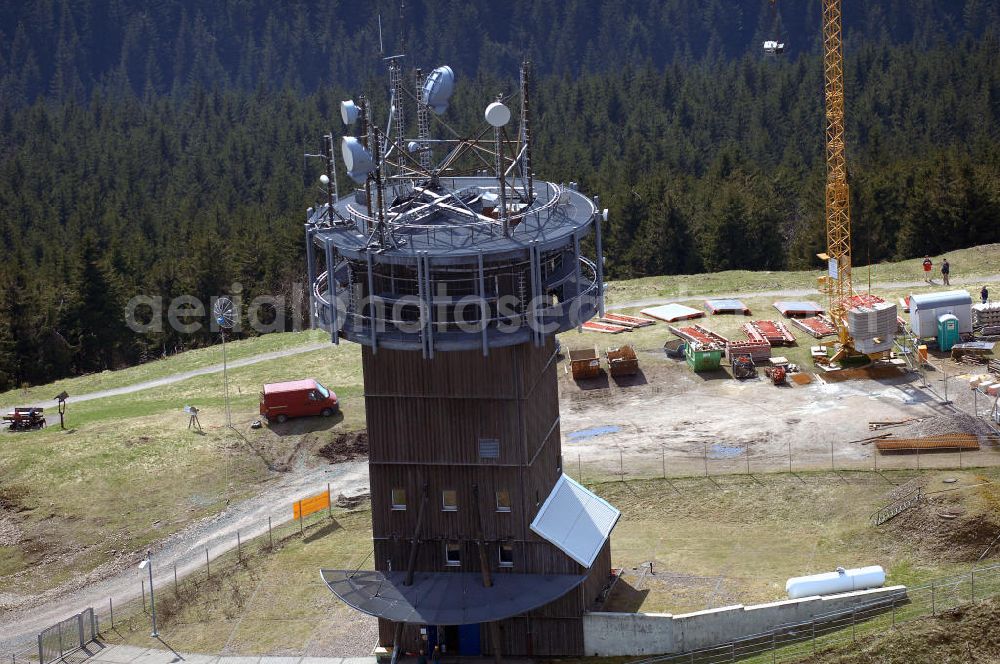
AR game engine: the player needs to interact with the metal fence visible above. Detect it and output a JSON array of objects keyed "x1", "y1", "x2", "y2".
[
  {"x1": 630, "y1": 562, "x2": 1000, "y2": 664},
  {"x1": 6, "y1": 490, "x2": 342, "y2": 664},
  {"x1": 31, "y1": 608, "x2": 97, "y2": 664}
]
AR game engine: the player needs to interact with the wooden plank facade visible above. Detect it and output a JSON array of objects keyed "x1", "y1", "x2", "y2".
[{"x1": 362, "y1": 338, "x2": 613, "y2": 656}]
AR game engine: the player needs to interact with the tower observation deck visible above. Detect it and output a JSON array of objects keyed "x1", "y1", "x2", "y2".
[{"x1": 306, "y1": 58, "x2": 618, "y2": 659}]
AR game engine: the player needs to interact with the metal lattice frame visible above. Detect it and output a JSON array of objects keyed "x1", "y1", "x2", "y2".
[{"x1": 823, "y1": 0, "x2": 852, "y2": 336}]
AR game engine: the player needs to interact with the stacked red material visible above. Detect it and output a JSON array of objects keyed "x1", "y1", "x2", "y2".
[
  {"x1": 726, "y1": 340, "x2": 771, "y2": 362},
  {"x1": 601, "y1": 313, "x2": 656, "y2": 328},
  {"x1": 791, "y1": 316, "x2": 837, "y2": 338},
  {"x1": 745, "y1": 320, "x2": 796, "y2": 345},
  {"x1": 582, "y1": 321, "x2": 626, "y2": 333}
]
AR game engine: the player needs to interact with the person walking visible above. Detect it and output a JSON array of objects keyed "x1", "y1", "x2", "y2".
[
  {"x1": 941, "y1": 258, "x2": 950, "y2": 286},
  {"x1": 983, "y1": 285, "x2": 990, "y2": 304},
  {"x1": 922, "y1": 256, "x2": 933, "y2": 283}
]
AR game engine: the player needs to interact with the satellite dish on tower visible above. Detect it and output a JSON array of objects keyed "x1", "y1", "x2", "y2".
[
  {"x1": 421, "y1": 65, "x2": 455, "y2": 114},
  {"x1": 341, "y1": 100, "x2": 360, "y2": 125},
  {"x1": 213, "y1": 297, "x2": 236, "y2": 329},
  {"x1": 341, "y1": 137, "x2": 375, "y2": 183},
  {"x1": 484, "y1": 101, "x2": 511, "y2": 127}
]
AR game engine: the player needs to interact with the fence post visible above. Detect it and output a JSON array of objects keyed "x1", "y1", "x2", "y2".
[
  {"x1": 90, "y1": 608, "x2": 97, "y2": 641},
  {"x1": 141, "y1": 579, "x2": 146, "y2": 613},
  {"x1": 704, "y1": 442, "x2": 708, "y2": 477},
  {"x1": 932, "y1": 581, "x2": 936, "y2": 615},
  {"x1": 745, "y1": 442, "x2": 750, "y2": 474},
  {"x1": 38, "y1": 633, "x2": 44, "y2": 664},
  {"x1": 57, "y1": 620, "x2": 63, "y2": 658},
  {"x1": 299, "y1": 502, "x2": 304, "y2": 535},
  {"x1": 78, "y1": 613, "x2": 84, "y2": 649},
  {"x1": 971, "y1": 568, "x2": 975, "y2": 602},
  {"x1": 661, "y1": 444, "x2": 666, "y2": 479},
  {"x1": 206, "y1": 546, "x2": 211, "y2": 579},
  {"x1": 788, "y1": 439, "x2": 792, "y2": 473},
  {"x1": 237, "y1": 530, "x2": 242, "y2": 562},
  {"x1": 174, "y1": 563, "x2": 179, "y2": 596},
  {"x1": 269, "y1": 516, "x2": 274, "y2": 549},
  {"x1": 109, "y1": 597, "x2": 114, "y2": 630}
]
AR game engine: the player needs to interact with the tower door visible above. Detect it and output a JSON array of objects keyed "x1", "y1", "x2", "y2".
[{"x1": 457, "y1": 624, "x2": 482, "y2": 655}]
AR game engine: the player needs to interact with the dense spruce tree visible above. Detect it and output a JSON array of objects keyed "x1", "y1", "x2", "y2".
[{"x1": 0, "y1": 1, "x2": 998, "y2": 389}]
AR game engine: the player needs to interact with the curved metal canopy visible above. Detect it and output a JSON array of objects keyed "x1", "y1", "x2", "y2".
[{"x1": 321, "y1": 569, "x2": 585, "y2": 625}]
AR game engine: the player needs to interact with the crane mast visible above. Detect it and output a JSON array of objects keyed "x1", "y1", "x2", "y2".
[{"x1": 822, "y1": 0, "x2": 852, "y2": 341}]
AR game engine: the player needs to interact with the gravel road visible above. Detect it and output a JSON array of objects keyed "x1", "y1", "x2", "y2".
[{"x1": 0, "y1": 460, "x2": 370, "y2": 652}]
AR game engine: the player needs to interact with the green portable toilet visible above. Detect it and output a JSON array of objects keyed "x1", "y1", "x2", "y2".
[
  {"x1": 685, "y1": 342, "x2": 723, "y2": 372},
  {"x1": 937, "y1": 313, "x2": 960, "y2": 352}
]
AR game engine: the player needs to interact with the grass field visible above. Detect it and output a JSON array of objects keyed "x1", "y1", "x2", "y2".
[
  {"x1": 98, "y1": 468, "x2": 1000, "y2": 657},
  {"x1": 604, "y1": 243, "x2": 1000, "y2": 306},
  {"x1": 0, "y1": 339, "x2": 366, "y2": 601},
  {"x1": 0, "y1": 329, "x2": 329, "y2": 407}
]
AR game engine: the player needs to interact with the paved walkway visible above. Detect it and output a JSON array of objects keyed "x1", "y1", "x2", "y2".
[
  {"x1": 74, "y1": 644, "x2": 531, "y2": 664},
  {"x1": 76, "y1": 644, "x2": 376, "y2": 664}
]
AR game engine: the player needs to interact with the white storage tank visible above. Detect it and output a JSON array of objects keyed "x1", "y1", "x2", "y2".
[
  {"x1": 786, "y1": 565, "x2": 886, "y2": 599},
  {"x1": 909, "y1": 290, "x2": 973, "y2": 338}
]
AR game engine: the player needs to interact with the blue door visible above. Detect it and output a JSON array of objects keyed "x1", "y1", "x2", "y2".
[{"x1": 457, "y1": 624, "x2": 481, "y2": 656}]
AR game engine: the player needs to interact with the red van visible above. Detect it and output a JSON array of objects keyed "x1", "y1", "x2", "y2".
[{"x1": 260, "y1": 379, "x2": 339, "y2": 423}]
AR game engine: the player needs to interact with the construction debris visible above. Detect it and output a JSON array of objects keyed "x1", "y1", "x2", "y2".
[
  {"x1": 973, "y1": 302, "x2": 1000, "y2": 328},
  {"x1": 764, "y1": 365, "x2": 787, "y2": 385},
  {"x1": 568, "y1": 347, "x2": 602, "y2": 380},
  {"x1": 606, "y1": 345, "x2": 639, "y2": 376},
  {"x1": 732, "y1": 354, "x2": 757, "y2": 379},
  {"x1": 875, "y1": 434, "x2": 981, "y2": 453}
]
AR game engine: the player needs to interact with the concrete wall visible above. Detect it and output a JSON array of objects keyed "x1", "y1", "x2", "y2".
[{"x1": 582, "y1": 585, "x2": 907, "y2": 657}]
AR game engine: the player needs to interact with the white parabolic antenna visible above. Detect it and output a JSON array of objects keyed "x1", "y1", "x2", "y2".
[
  {"x1": 485, "y1": 101, "x2": 511, "y2": 127},
  {"x1": 342, "y1": 137, "x2": 375, "y2": 183},
  {"x1": 421, "y1": 65, "x2": 455, "y2": 114},
  {"x1": 340, "y1": 100, "x2": 359, "y2": 125}
]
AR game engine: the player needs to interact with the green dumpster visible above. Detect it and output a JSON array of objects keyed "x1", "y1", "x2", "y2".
[{"x1": 685, "y1": 343, "x2": 723, "y2": 372}]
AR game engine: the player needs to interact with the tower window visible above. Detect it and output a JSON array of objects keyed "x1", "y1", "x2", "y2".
[
  {"x1": 445, "y1": 542, "x2": 462, "y2": 567},
  {"x1": 442, "y1": 489, "x2": 458, "y2": 511},
  {"x1": 496, "y1": 489, "x2": 511, "y2": 512},
  {"x1": 391, "y1": 488, "x2": 406, "y2": 510},
  {"x1": 499, "y1": 542, "x2": 514, "y2": 567}
]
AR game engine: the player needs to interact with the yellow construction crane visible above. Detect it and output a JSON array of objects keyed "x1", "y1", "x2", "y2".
[
  {"x1": 770, "y1": 0, "x2": 895, "y2": 360},
  {"x1": 819, "y1": 0, "x2": 853, "y2": 345}
]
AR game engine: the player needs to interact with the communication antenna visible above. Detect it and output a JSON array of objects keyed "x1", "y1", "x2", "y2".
[{"x1": 213, "y1": 297, "x2": 236, "y2": 427}]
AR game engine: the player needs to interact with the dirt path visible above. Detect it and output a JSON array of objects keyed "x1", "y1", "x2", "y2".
[
  {"x1": 24, "y1": 343, "x2": 330, "y2": 410},
  {"x1": 0, "y1": 460, "x2": 370, "y2": 652},
  {"x1": 608, "y1": 274, "x2": 1000, "y2": 311}
]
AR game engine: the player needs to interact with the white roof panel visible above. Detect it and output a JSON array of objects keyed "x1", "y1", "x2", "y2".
[
  {"x1": 530, "y1": 474, "x2": 620, "y2": 568},
  {"x1": 640, "y1": 303, "x2": 704, "y2": 322}
]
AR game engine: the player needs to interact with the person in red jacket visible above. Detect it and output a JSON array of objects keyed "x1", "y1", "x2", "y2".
[{"x1": 922, "y1": 256, "x2": 932, "y2": 283}]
